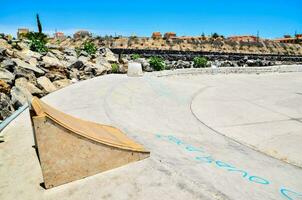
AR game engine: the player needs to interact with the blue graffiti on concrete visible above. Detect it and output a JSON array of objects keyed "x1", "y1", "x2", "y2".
[
  {"x1": 280, "y1": 189, "x2": 302, "y2": 200},
  {"x1": 156, "y1": 134, "x2": 301, "y2": 200}
]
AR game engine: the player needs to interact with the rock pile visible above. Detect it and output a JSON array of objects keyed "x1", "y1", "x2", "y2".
[{"x1": 0, "y1": 36, "x2": 125, "y2": 121}]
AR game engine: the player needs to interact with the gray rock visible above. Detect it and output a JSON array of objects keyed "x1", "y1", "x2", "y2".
[
  {"x1": 14, "y1": 67, "x2": 37, "y2": 84},
  {"x1": 95, "y1": 57, "x2": 111, "y2": 67},
  {"x1": 99, "y1": 48, "x2": 118, "y2": 63},
  {"x1": 176, "y1": 60, "x2": 191, "y2": 68},
  {"x1": 78, "y1": 55, "x2": 89, "y2": 64},
  {"x1": 0, "y1": 93, "x2": 15, "y2": 120},
  {"x1": 0, "y1": 68, "x2": 15, "y2": 84},
  {"x1": 53, "y1": 79, "x2": 72, "y2": 89},
  {"x1": 16, "y1": 42, "x2": 29, "y2": 50},
  {"x1": 92, "y1": 62, "x2": 107, "y2": 76},
  {"x1": 14, "y1": 49, "x2": 42, "y2": 61},
  {"x1": 37, "y1": 76, "x2": 57, "y2": 93},
  {"x1": 68, "y1": 60, "x2": 84, "y2": 69},
  {"x1": 246, "y1": 60, "x2": 257, "y2": 66},
  {"x1": 46, "y1": 72, "x2": 67, "y2": 82},
  {"x1": 42, "y1": 55, "x2": 64, "y2": 68},
  {"x1": 64, "y1": 48, "x2": 77, "y2": 57},
  {"x1": 12, "y1": 58, "x2": 45, "y2": 75},
  {"x1": 10, "y1": 86, "x2": 33, "y2": 108},
  {"x1": 68, "y1": 68, "x2": 80, "y2": 80},
  {"x1": 65, "y1": 55, "x2": 78, "y2": 63},
  {"x1": 50, "y1": 49, "x2": 64, "y2": 60},
  {"x1": 15, "y1": 77, "x2": 44, "y2": 96},
  {"x1": 135, "y1": 58, "x2": 152, "y2": 71},
  {"x1": 79, "y1": 50, "x2": 89, "y2": 57}
]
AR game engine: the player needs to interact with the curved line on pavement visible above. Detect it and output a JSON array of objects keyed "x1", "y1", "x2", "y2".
[{"x1": 189, "y1": 87, "x2": 302, "y2": 169}]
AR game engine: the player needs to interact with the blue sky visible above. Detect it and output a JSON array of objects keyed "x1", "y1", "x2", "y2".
[{"x1": 0, "y1": 0, "x2": 301, "y2": 39}]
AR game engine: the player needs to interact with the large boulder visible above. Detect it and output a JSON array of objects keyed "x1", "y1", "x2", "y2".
[
  {"x1": 64, "y1": 55, "x2": 78, "y2": 63},
  {"x1": 1, "y1": 59, "x2": 16, "y2": 71},
  {"x1": 15, "y1": 77, "x2": 44, "y2": 96},
  {"x1": 100, "y1": 48, "x2": 118, "y2": 63},
  {"x1": 37, "y1": 76, "x2": 57, "y2": 93},
  {"x1": 50, "y1": 49, "x2": 64, "y2": 60},
  {"x1": 12, "y1": 58, "x2": 45, "y2": 75},
  {"x1": 68, "y1": 60, "x2": 84, "y2": 70},
  {"x1": 14, "y1": 67, "x2": 37, "y2": 84},
  {"x1": 0, "y1": 93, "x2": 15, "y2": 120},
  {"x1": 14, "y1": 49, "x2": 42, "y2": 61},
  {"x1": 42, "y1": 55, "x2": 64, "y2": 68},
  {"x1": 10, "y1": 86, "x2": 33, "y2": 108},
  {"x1": 0, "y1": 68, "x2": 15, "y2": 84}
]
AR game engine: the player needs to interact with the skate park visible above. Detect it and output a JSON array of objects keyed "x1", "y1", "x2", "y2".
[{"x1": 1, "y1": 68, "x2": 302, "y2": 200}]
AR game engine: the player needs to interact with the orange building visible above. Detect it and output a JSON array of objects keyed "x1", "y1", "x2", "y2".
[
  {"x1": 152, "y1": 32, "x2": 162, "y2": 39},
  {"x1": 274, "y1": 34, "x2": 302, "y2": 44},
  {"x1": 54, "y1": 32, "x2": 65, "y2": 39}
]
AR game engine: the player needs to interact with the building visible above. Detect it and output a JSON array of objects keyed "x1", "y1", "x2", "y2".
[
  {"x1": 274, "y1": 34, "x2": 302, "y2": 44},
  {"x1": 152, "y1": 32, "x2": 162, "y2": 39},
  {"x1": 73, "y1": 30, "x2": 91, "y2": 39},
  {"x1": 164, "y1": 32, "x2": 177, "y2": 39},
  {"x1": 17, "y1": 28, "x2": 29, "y2": 39},
  {"x1": 228, "y1": 35, "x2": 259, "y2": 42},
  {"x1": 54, "y1": 32, "x2": 65, "y2": 39}
]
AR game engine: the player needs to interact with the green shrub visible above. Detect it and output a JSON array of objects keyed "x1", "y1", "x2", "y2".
[
  {"x1": 131, "y1": 54, "x2": 140, "y2": 60},
  {"x1": 25, "y1": 32, "x2": 48, "y2": 53},
  {"x1": 83, "y1": 41, "x2": 97, "y2": 55},
  {"x1": 193, "y1": 56, "x2": 208, "y2": 68},
  {"x1": 24, "y1": 14, "x2": 48, "y2": 53},
  {"x1": 111, "y1": 63, "x2": 119, "y2": 73},
  {"x1": 149, "y1": 56, "x2": 165, "y2": 71}
]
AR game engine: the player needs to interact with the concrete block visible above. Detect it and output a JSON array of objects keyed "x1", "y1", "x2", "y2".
[{"x1": 127, "y1": 62, "x2": 143, "y2": 77}]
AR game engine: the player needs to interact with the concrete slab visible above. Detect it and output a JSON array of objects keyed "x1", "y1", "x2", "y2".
[{"x1": 1, "y1": 72, "x2": 302, "y2": 200}]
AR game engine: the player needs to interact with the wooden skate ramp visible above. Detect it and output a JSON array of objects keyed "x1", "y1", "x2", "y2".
[{"x1": 30, "y1": 97, "x2": 150, "y2": 189}]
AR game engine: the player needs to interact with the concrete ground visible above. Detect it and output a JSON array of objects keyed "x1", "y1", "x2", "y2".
[{"x1": 1, "y1": 71, "x2": 302, "y2": 200}]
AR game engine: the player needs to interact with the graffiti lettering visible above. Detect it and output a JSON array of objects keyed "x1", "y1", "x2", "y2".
[
  {"x1": 156, "y1": 134, "x2": 301, "y2": 200},
  {"x1": 280, "y1": 188, "x2": 302, "y2": 200}
]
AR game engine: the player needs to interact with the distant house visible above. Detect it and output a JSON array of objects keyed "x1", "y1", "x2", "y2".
[
  {"x1": 54, "y1": 32, "x2": 65, "y2": 39},
  {"x1": 73, "y1": 30, "x2": 91, "y2": 39},
  {"x1": 152, "y1": 32, "x2": 162, "y2": 39},
  {"x1": 17, "y1": 28, "x2": 29, "y2": 39},
  {"x1": 228, "y1": 35, "x2": 259, "y2": 42},
  {"x1": 274, "y1": 34, "x2": 302, "y2": 44},
  {"x1": 164, "y1": 32, "x2": 176, "y2": 39}
]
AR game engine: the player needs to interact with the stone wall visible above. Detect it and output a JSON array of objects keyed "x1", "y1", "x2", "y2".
[{"x1": 48, "y1": 36, "x2": 302, "y2": 56}]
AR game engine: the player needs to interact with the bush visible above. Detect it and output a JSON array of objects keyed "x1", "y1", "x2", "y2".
[
  {"x1": 149, "y1": 56, "x2": 165, "y2": 71},
  {"x1": 131, "y1": 54, "x2": 140, "y2": 60},
  {"x1": 83, "y1": 41, "x2": 97, "y2": 55},
  {"x1": 111, "y1": 63, "x2": 119, "y2": 73},
  {"x1": 25, "y1": 32, "x2": 48, "y2": 53},
  {"x1": 193, "y1": 56, "x2": 208, "y2": 68}
]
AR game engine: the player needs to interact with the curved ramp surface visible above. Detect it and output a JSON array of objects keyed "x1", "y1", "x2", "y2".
[
  {"x1": 30, "y1": 97, "x2": 149, "y2": 188},
  {"x1": 1, "y1": 73, "x2": 302, "y2": 200}
]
